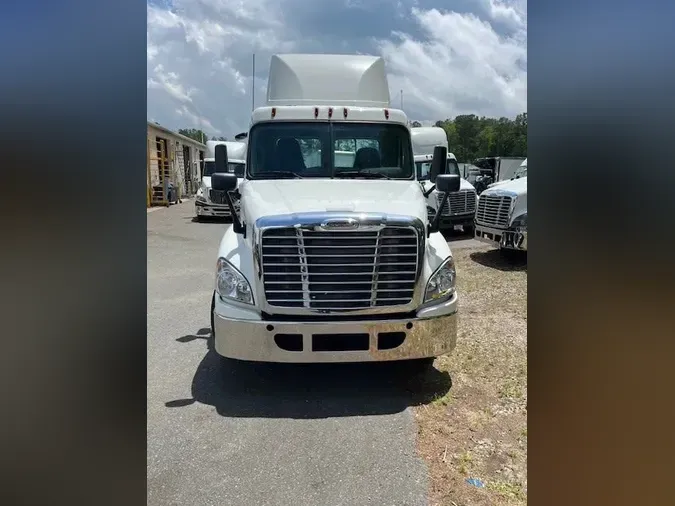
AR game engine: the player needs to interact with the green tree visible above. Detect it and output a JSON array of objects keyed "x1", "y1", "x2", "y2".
[
  {"x1": 430, "y1": 113, "x2": 527, "y2": 161},
  {"x1": 178, "y1": 128, "x2": 209, "y2": 143}
]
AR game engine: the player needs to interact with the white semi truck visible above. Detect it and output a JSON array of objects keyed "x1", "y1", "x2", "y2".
[
  {"x1": 195, "y1": 140, "x2": 246, "y2": 220},
  {"x1": 208, "y1": 53, "x2": 461, "y2": 367},
  {"x1": 474, "y1": 158, "x2": 527, "y2": 252},
  {"x1": 412, "y1": 127, "x2": 478, "y2": 234}
]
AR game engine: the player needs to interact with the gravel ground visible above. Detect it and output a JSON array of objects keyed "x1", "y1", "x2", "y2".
[
  {"x1": 147, "y1": 202, "x2": 526, "y2": 505},
  {"x1": 415, "y1": 246, "x2": 527, "y2": 505},
  {"x1": 148, "y1": 202, "x2": 444, "y2": 506}
]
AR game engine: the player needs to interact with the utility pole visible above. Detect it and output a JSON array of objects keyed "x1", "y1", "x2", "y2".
[{"x1": 252, "y1": 53, "x2": 256, "y2": 111}]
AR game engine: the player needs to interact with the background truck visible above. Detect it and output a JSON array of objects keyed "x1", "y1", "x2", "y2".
[
  {"x1": 208, "y1": 53, "x2": 462, "y2": 368},
  {"x1": 195, "y1": 140, "x2": 246, "y2": 220},
  {"x1": 412, "y1": 127, "x2": 478, "y2": 234},
  {"x1": 474, "y1": 158, "x2": 527, "y2": 253},
  {"x1": 472, "y1": 156, "x2": 526, "y2": 194}
]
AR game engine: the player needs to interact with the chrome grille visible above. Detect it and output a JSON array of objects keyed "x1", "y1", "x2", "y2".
[
  {"x1": 441, "y1": 189, "x2": 477, "y2": 216},
  {"x1": 475, "y1": 194, "x2": 512, "y2": 228},
  {"x1": 261, "y1": 227, "x2": 419, "y2": 311}
]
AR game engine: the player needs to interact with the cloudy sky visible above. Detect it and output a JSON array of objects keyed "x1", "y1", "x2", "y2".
[{"x1": 147, "y1": 0, "x2": 526, "y2": 138}]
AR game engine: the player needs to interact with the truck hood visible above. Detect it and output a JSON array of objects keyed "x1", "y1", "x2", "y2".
[
  {"x1": 483, "y1": 176, "x2": 527, "y2": 196},
  {"x1": 240, "y1": 179, "x2": 427, "y2": 224}
]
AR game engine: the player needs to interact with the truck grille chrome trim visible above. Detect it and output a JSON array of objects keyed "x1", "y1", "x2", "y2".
[
  {"x1": 254, "y1": 212, "x2": 425, "y2": 315},
  {"x1": 475, "y1": 194, "x2": 513, "y2": 228},
  {"x1": 441, "y1": 189, "x2": 477, "y2": 216}
]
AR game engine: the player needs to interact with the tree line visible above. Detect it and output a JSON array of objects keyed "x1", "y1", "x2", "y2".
[
  {"x1": 432, "y1": 112, "x2": 527, "y2": 162},
  {"x1": 176, "y1": 111, "x2": 527, "y2": 163},
  {"x1": 178, "y1": 128, "x2": 227, "y2": 143}
]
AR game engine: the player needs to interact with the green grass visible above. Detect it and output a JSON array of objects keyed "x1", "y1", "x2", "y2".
[
  {"x1": 431, "y1": 391, "x2": 454, "y2": 406},
  {"x1": 487, "y1": 480, "x2": 526, "y2": 500},
  {"x1": 498, "y1": 379, "x2": 523, "y2": 400}
]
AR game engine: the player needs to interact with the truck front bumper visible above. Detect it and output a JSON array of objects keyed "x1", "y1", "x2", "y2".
[
  {"x1": 213, "y1": 294, "x2": 458, "y2": 363},
  {"x1": 195, "y1": 199, "x2": 231, "y2": 218},
  {"x1": 439, "y1": 212, "x2": 475, "y2": 230},
  {"x1": 475, "y1": 224, "x2": 527, "y2": 251}
]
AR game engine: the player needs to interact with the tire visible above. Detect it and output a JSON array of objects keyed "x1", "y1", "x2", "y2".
[{"x1": 464, "y1": 224, "x2": 475, "y2": 235}]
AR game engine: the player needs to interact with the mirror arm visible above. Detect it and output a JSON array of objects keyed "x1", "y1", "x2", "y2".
[
  {"x1": 423, "y1": 184, "x2": 436, "y2": 198},
  {"x1": 226, "y1": 189, "x2": 245, "y2": 236},
  {"x1": 428, "y1": 191, "x2": 448, "y2": 235}
]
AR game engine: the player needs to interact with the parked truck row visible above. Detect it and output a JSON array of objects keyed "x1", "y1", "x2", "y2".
[{"x1": 199, "y1": 53, "x2": 526, "y2": 368}]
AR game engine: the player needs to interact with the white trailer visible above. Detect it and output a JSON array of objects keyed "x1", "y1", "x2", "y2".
[{"x1": 208, "y1": 53, "x2": 461, "y2": 368}]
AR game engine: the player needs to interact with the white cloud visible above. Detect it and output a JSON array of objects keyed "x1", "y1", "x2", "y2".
[
  {"x1": 378, "y1": 7, "x2": 526, "y2": 122},
  {"x1": 479, "y1": 0, "x2": 527, "y2": 31},
  {"x1": 147, "y1": 64, "x2": 195, "y2": 103},
  {"x1": 147, "y1": 0, "x2": 526, "y2": 136}
]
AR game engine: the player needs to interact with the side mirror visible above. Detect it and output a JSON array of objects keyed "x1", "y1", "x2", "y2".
[
  {"x1": 215, "y1": 144, "x2": 228, "y2": 173},
  {"x1": 211, "y1": 173, "x2": 238, "y2": 191},
  {"x1": 429, "y1": 145, "x2": 447, "y2": 183},
  {"x1": 436, "y1": 174, "x2": 460, "y2": 193}
]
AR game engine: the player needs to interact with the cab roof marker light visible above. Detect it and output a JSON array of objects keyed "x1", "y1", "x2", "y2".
[
  {"x1": 328, "y1": 107, "x2": 333, "y2": 119},
  {"x1": 343, "y1": 107, "x2": 348, "y2": 118},
  {"x1": 314, "y1": 107, "x2": 319, "y2": 118},
  {"x1": 271, "y1": 107, "x2": 276, "y2": 118},
  {"x1": 384, "y1": 109, "x2": 390, "y2": 119}
]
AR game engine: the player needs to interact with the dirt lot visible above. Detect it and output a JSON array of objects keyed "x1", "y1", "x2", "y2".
[{"x1": 416, "y1": 245, "x2": 527, "y2": 505}]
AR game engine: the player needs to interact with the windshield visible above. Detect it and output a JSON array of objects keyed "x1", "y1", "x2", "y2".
[
  {"x1": 247, "y1": 122, "x2": 414, "y2": 179},
  {"x1": 416, "y1": 158, "x2": 461, "y2": 180},
  {"x1": 202, "y1": 161, "x2": 245, "y2": 177},
  {"x1": 513, "y1": 165, "x2": 527, "y2": 178}
]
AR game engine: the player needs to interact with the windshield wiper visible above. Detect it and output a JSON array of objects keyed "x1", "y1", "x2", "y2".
[
  {"x1": 334, "y1": 170, "x2": 391, "y2": 180},
  {"x1": 255, "y1": 171, "x2": 303, "y2": 179}
]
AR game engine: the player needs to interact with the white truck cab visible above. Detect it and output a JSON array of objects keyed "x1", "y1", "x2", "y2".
[
  {"x1": 474, "y1": 158, "x2": 527, "y2": 252},
  {"x1": 209, "y1": 53, "x2": 461, "y2": 366},
  {"x1": 412, "y1": 127, "x2": 477, "y2": 233},
  {"x1": 195, "y1": 140, "x2": 246, "y2": 220}
]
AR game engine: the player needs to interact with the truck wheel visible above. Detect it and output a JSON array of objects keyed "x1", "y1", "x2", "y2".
[{"x1": 464, "y1": 224, "x2": 475, "y2": 235}]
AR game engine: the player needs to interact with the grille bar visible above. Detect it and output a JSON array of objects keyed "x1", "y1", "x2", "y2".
[
  {"x1": 476, "y1": 194, "x2": 513, "y2": 228},
  {"x1": 441, "y1": 189, "x2": 477, "y2": 216},
  {"x1": 261, "y1": 226, "x2": 419, "y2": 311}
]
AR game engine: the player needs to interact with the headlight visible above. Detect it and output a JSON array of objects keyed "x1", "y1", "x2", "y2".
[
  {"x1": 216, "y1": 258, "x2": 253, "y2": 305},
  {"x1": 511, "y1": 213, "x2": 527, "y2": 230},
  {"x1": 196, "y1": 195, "x2": 206, "y2": 202},
  {"x1": 424, "y1": 256, "x2": 456, "y2": 303}
]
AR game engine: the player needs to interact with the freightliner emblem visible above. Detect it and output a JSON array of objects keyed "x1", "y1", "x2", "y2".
[{"x1": 320, "y1": 218, "x2": 359, "y2": 231}]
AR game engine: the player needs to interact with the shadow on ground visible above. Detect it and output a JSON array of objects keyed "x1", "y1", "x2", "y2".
[
  {"x1": 470, "y1": 249, "x2": 527, "y2": 271},
  {"x1": 166, "y1": 328, "x2": 452, "y2": 419},
  {"x1": 441, "y1": 227, "x2": 474, "y2": 243},
  {"x1": 189, "y1": 216, "x2": 233, "y2": 224}
]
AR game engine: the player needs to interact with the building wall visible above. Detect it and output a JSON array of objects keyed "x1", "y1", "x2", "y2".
[{"x1": 147, "y1": 124, "x2": 205, "y2": 198}]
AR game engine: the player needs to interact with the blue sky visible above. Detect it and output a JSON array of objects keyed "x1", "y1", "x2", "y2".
[{"x1": 147, "y1": 0, "x2": 527, "y2": 138}]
